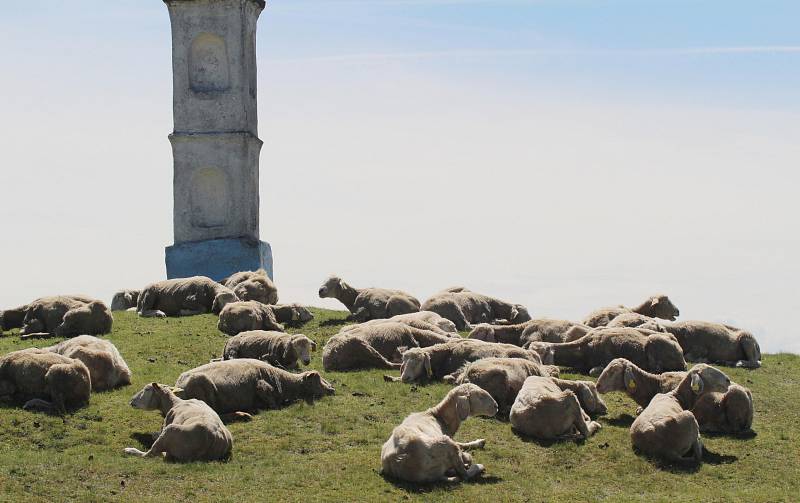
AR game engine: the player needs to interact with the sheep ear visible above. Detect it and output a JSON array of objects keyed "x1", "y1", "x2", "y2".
[
  {"x1": 311, "y1": 340, "x2": 318, "y2": 351},
  {"x1": 509, "y1": 306, "x2": 519, "y2": 319},
  {"x1": 424, "y1": 354, "x2": 432, "y2": 377},
  {"x1": 151, "y1": 382, "x2": 161, "y2": 391},
  {"x1": 651, "y1": 297, "x2": 660, "y2": 307},
  {"x1": 456, "y1": 395, "x2": 470, "y2": 421},
  {"x1": 690, "y1": 373, "x2": 703, "y2": 394},
  {"x1": 624, "y1": 367, "x2": 636, "y2": 391}
]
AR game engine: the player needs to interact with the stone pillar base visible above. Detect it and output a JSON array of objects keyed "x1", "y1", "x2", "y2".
[{"x1": 166, "y1": 238, "x2": 273, "y2": 282}]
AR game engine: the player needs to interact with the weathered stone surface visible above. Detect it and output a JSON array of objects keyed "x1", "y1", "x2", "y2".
[{"x1": 166, "y1": 237, "x2": 273, "y2": 282}]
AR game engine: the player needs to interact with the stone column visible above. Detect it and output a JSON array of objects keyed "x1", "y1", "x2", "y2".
[{"x1": 163, "y1": 0, "x2": 273, "y2": 280}]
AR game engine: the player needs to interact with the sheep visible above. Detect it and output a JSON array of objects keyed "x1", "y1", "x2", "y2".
[
  {"x1": 606, "y1": 312, "x2": 669, "y2": 332},
  {"x1": 661, "y1": 321, "x2": 761, "y2": 368},
  {"x1": 175, "y1": 359, "x2": 334, "y2": 418},
  {"x1": 269, "y1": 303, "x2": 315, "y2": 325},
  {"x1": 17, "y1": 295, "x2": 113, "y2": 339},
  {"x1": 509, "y1": 376, "x2": 603, "y2": 440},
  {"x1": 110, "y1": 290, "x2": 140, "y2": 312},
  {"x1": 582, "y1": 294, "x2": 680, "y2": 328},
  {"x1": 527, "y1": 327, "x2": 686, "y2": 376},
  {"x1": 380, "y1": 383, "x2": 498, "y2": 483},
  {"x1": 442, "y1": 357, "x2": 561, "y2": 415},
  {"x1": 469, "y1": 318, "x2": 590, "y2": 347},
  {"x1": 421, "y1": 288, "x2": 531, "y2": 331},
  {"x1": 630, "y1": 364, "x2": 731, "y2": 464},
  {"x1": 43, "y1": 335, "x2": 132, "y2": 391},
  {"x1": 125, "y1": 383, "x2": 232, "y2": 462},
  {"x1": 387, "y1": 339, "x2": 545, "y2": 384},
  {"x1": 597, "y1": 358, "x2": 754, "y2": 433},
  {"x1": 0, "y1": 349, "x2": 91, "y2": 413},
  {"x1": 222, "y1": 331, "x2": 317, "y2": 369},
  {"x1": 322, "y1": 322, "x2": 453, "y2": 372},
  {"x1": 217, "y1": 301, "x2": 284, "y2": 336},
  {"x1": 341, "y1": 311, "x2": 458, "y2": 337},
  {"x1": 0, "y1": 303, "x2": 28, "y2": 332},
  {"x1": 318, "y1": 275, "x2": 420, "y2": 321},
  {"x1": 137, "y1": 276, "x2": 239, "y2": 318},
  {"x1": 222, "y1": 269, "x2": 278, "y2": 305}
]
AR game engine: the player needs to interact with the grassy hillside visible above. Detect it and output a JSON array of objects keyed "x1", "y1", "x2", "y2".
[{"x1": 0, "y1": 309, "x2": 797, "y2": 502}]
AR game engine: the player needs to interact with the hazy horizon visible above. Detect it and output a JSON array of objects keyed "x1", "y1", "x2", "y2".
[{"x1": 0, "y1": 0, "x2": 797, "y2": 353}]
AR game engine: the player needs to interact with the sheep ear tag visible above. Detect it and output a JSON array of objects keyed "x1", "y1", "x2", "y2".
[{"x1": 627, "y1": 379, "x2": 636, "y2": 390}]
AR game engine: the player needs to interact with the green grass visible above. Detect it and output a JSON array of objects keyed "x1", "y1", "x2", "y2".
[{"x1": 0, "y1": 308, "x2": 798, "y2": 502}]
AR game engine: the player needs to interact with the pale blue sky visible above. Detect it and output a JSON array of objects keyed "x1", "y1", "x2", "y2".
[{"x1": 1, "y1": 1, "x2": 798, "y2": 352}]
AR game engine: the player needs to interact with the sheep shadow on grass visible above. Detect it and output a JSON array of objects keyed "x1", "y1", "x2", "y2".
[
  {"x1": 380, "y1": 471, "x2": 503, "y2": 493},
  {"x1": 511, "y1": 429, "x2": 589, "y2": 448},
  {"x1": 320, "y1": 318, "x2": 350, "y2": 328},
  {"x1": 637, "y1": 446, "x2": 738, "y2": 473},
  {"x1": 128, "y1": 432, "x2": 233, "y2": 464},
  {"x1": 702, "y1": 429, "x2": 757, "y2": 440},
  {"x1": 603, "y1": 414, "x2": 636, "y2": 428}
]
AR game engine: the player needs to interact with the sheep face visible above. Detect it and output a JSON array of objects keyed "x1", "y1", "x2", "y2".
[
  {"x1": 595, "y1": 358, "x2": 629, "y2": 393},
  {"x1": 234, "y1": 279, "x2": 277, "y2": 305},
  {"x1": 292, "y1": 306, "x2": 314, "y2": 323},
  {"x1": 129, "y1": 383, "x2": 180, "y2": 410},
  {"x1": 527, "y1": 343, "x2": 554, "y2": 365},
  {"x1": 212, "y1": 292, "x2": 239, "y2": 314},
  {"x1": 576, "y1": 382, "x2": 608, "y2": 416},
  {"x1": 510, "y1": 305, "x2": 532, "y2": 324},
  {"x1": 469, "y1": 325, "x2": 496, "y2": 343},
  {"x1": 399, "y1": 349, "x2": 431, "y2": 383},
  {"x1": 318, "y1": 276, "x2": 343, "y2": 298},
  {"x1": 302, "y1": 371, "x2": 335, "y2": 401},
  {"x1": 689, "y1": 364, "x2": 731, "y2": 395},
  {"x1": 292, "y1": 335, "x2": 316, "y2": 366},
  {"x1": 456, "y1": 384, "x2": 498, "y2": 419},
  {"x1": 645, "y1": 334, "x2": 686, "y2": 373},
  {"x1": 649, "y1": 295, "x2": 680, "y2": 321}
]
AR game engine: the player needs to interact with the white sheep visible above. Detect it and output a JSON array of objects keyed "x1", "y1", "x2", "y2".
[
  {"x1": 137, "y1": 276, "x2": 239, "y2": 318},
  {"x1": 662, "y1": 321, "x2": 761, "y2": 368},
  {"x1": 222, "y1": 331, "x2": 317, "y2": 369},
  {"x1": 44, "y1": 335, "x2": 132, "y2": 391},
  {"x1": 14, "y1": 295, "x2": 113, "y2": 339},
  {"x1": 595, "y1": 358, "x2": 687, "y2": 409},
  {"x1": 110, "y1": 290, "x2": 140, "y2": 312},
  {"x1": 217, "y1": 300, "x2": 284, "y2": 336},
  {"x1": 318, "y1": 276, "x2": 420, "y2": 321},
  {"x1": 341, "y1": 311, "x2": 458, "y2": 336},
  {"x1": 380, "y1": 384, "x2": 498, "y2": 483},
  {"x1": 0, "y1": 349, "x2": 91, "y2": 413},
  {"x1": 125, "y1": 383, "x2": 233, "y2": 462},
  {"x1": 222, "y1": 269, "x2": 278, "y2": 305},
  {"x1": 421, "y1": 288, "x2": 531, "y2": 331},
  {"x1": 509, "y1": 376, "x2": 604, "y2": 440},
  {"x1": 630, "y1": 364, "x2": 731, "y2": 464},
  {"x1": 469, "y1": 318, "x2": 590, "y2": 346},
  {"x1": 582, "y1": 294, "x2": 680, "y2": 328}
]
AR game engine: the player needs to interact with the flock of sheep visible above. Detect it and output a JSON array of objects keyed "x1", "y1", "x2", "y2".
[{"x1": 0, "y1": 270, "x2": 761, "y2": 484}]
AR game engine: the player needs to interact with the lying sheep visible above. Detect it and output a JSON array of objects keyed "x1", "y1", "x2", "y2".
[
  {"x1": 662, "y1": 321, "x2": 761, "y2": 368},
  {"x1": 0, "y1": 349, "x2": 91, "y2": 413},
  {"x1": 323, "y1": 322, "x2": 452, "y2": 372},
  {"x1": 421, "y1": 288, "x2": 531, "y2": 331},
  {"x1": 111, "y1": 290, "x2": 140, "y2": 311},
  {"x1": 509, "y1": 376, "x2": 603, "y2": 440},
  {"x1": 17, "y1": 295, "x2": 113, "y2": 339},
  {"x1": 125, "y1": 383, "x2": 232, "y2": 462},
  {"x1": 606, "y1": 312, "x2": 669, "y2": 332},
  {"x1": 222, "y1": 331, "x2": 317, "y2": 369},
  {"x1": 44, "y1": 335, "x2": 132, "y2": 391},
  {"x1": 318, "y1": 276, "x2": 420, "y2": 321},
  {"x1": 630, "y1": 364, "x2": 731, "y2": 464},
  {"x1": 388, "y1": 339, "x2": 545, "y2": 384},
  {"x1": 380, "y1": 384, "x2": 498, "y2": 483},
  {"x1": 527, "y1": 327, "x2": 686, "y2": 376},
  {"x1": 0, "y1": 303, "x2": 28, "y2": 332},
  {"x1": 217, "y1": 301, "x2": 284, "y2": 336},
  {"x1": 269, "y1": 303, "x2": 314, "y2": 325},
  {"x1": 175, "y1": 359, "x2": 334, "y2": 417},
  {"x1": 443, "y1": 357, "x2": 561, "y2": 415},
  {"x1": 222, "y1": 269, "x2": 278, "y2": 305},
  {"x1": 341, "y1": 311, "x2": 458, "y2": 337},
  {"x1": 469, "y1": 319, "x2": 590, "y2": 347},
  {"x1": 582, "y1": 294, "x2": 680, "y2": 328},
  {"x1": 137, "y1": 276, "x2": 239, "y2": 318},
  {"x1": 597, "y1": 358, "x2": 753, "y2": 433}
]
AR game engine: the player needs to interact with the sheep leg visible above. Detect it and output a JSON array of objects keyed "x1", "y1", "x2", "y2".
[
  {"x1": 442, "y1": 439, "x2": 483, "y2": 481},
  {"x1": 734, "y1": 359, "x2": 761, "y2": 369},
  {"x1": 22, "y1": 398, "x2": 56, "y2": 413},
  {"x1": 456, "y1": 439, "x2": 486, "y2": 450},
  {"x1": 221, "y1": 411, "x2": 254, "y2": 423},
  {"x1": 124, "y1": 428, "x2": 174, "y2": 458},
  {"x1": 19, "y1": 332, "x2": 51, "y2": 341},
  {"x1": 691, "y1": 437, "x2": 703, "y2": 463},
  {"x1": 349, "y1": 342, "x2": 402, "y2": 370},
  {"x1": 573, "y1": 398, "x2": 601, "y2": 439},
  {"x1": 139, "y1": 310, "x2": 166, "y2": 318}
]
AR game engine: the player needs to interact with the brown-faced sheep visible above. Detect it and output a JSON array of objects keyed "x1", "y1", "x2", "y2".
[
  {"x1": 421, "y1": 288, "x2": 531, "y2": 331},
  {"x1": 630, "y1": 364, "x2": 731, "y2": 464},
  {"x1": 222, "y1": 269, "x2": 278, "y2": 305},
  {"x1": 469, "y1": 319, "x2": 590, "y2": 347},
  {"x1": 582, "y1": 295, "x2": 680, "y2": 328},
  {"x1": 111, "y1": 290, "x2": 140, "y2": 312},
  {"x1": 388, "y1": 339, "x2": 545, "y2": 384},
  {"x1": 380, "y1": 384, "x2": 498, "y2": 483},
  {"x1": 222, "y1": 331, "x2": 316, "y2": 369},
  {"x1": 597, "y1": 358, "x2": 754, "y2": 433},
  {"x1": 443, "y1": 357, "x2": 561, "y2": 415},
  {"x1": 527, "y1": 327, "x2": 686, "y2": 376},
  {"x1": 341, "y1": 311, "x2": 458, "y2": 337},
  {"x1": 125, "y1": 383, "x2": 232, "y2": 462},
  {"x1": 322, "y1": 322, "x2": 452, "y2": 372},
  {"x1": 662, "y1": 321, "x2": 761, "y2": 368},
  {"x1": 175, "y1": 359, "x2": 334, "y2": 417},
  {"x1": 217, "y1": 301, "x2": 284, "y2": 336},
  {"x1": 318, "y1": 276, "x2": 420, "y2": 321},
  {"x1": 44, "y1": 335, "x2": 132, "y2": 391},
  {"x1": 509, "y1": 376, "x2": 603, "y2": 440},
  {"x1": 137, "y1": 276, "x2": 239, "y2": 318},
  {"x1": 0, "y1": 349, "x2": 91, "y2": 413},
  {"x1": 17, "y1": 296, "x2": 113, "y2": 339}
]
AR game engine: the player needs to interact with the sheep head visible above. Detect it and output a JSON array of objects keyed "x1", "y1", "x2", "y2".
[
  {"x1": 468, "y1": 324, "x2": 496, "y2": 343},
  {"x1": 318, "y1": 276, "x2": 344, "y2": 298},
  {"x1": 575, "y1": 381, "x2": 608, "y2": 416},
  {"x1": 595, "y1": 358, "x2": 634, "y2": 393},
  {"x1": 234, "y1": 277, "x2": 278, "y2": 305},
  {"x1": 686, "y1": 364, "x2": 731, "y2": 396},
  {"x1": 129, "y1": 382, "x2": 182, "y2": 410},
  {"x1": 645, "y1": 333, "x2": 686, "y2": 373},
  {"x1": 301, "y1": 371, "x2": 335, "y2": 401},
  {"x1": 453, "y1": 383, "x2": 498, "y2": 420},
  {"x1": 648, "y1": 295, "x2": 680, "y2": 321},
  {"x1": 399, "y1": 348, "x2": 431, "y2": 383},
  {"x1": 510, "y1": 304, "x2": 532, "y2": 324},
  {"x1": 212, "y1": 291, "x2": 239, "y2": 314},
  {"x1": 290, "y1": 335, "x2": 315, "y2": 366}
]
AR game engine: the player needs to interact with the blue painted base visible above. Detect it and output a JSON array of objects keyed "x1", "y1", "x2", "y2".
[{"x1": 165, "y1": 238, "x2": 273, "y2": 282}]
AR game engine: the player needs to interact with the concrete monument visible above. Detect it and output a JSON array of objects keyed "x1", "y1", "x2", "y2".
[{"x1": 163, "y1": 0, "x2": 273, "y2": 280}]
